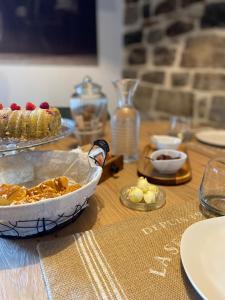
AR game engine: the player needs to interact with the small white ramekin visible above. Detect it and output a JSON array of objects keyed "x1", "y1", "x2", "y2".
[{"x1": 150, "y1": 149, "x2": 187, "y2": 174}]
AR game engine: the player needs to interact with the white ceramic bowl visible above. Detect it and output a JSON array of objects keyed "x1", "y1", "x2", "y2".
[
  {"x1": 151, "y1": 135, "x2": 181, "y2": 150},
  {"x1": 150, "y1": 149, "x2": 187, "y2": 174}
]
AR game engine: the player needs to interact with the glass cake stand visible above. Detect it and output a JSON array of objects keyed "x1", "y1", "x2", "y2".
[{"x1": 0, "y1": 118, "x2": 75, "y2": 155}]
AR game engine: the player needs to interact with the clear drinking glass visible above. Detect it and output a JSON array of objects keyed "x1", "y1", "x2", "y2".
[
  {"x1": 111, "y1": 79, "x2": 140, "y2": 163},
  {"x1": 199, "y1": 157, "x2": 225, "y2": 216},
  {"x1": 168, "y1": 116, "x2": 192, "y2": 142}
]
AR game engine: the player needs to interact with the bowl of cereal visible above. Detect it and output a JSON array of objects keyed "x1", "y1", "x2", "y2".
[{"x1": 0, "y1": 141, "x2": 109, "y2": 238}]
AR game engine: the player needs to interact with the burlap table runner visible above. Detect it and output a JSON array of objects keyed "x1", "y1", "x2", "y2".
[{"x1": 37, "y1": 202, "x2": 205, "y2": 300}]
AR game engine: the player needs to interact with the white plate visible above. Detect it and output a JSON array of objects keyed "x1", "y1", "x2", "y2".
[
  {"x1": 195, "y1": 129, "x2": 225, "y2": 147},
  {"x1": 180, "y1": 217, "x2": 225, "y2": 300}
]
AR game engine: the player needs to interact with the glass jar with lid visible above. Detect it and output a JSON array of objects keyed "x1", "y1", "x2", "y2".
[{"x1": 70, "y1": 76, "x2": 108, "y2": 145}]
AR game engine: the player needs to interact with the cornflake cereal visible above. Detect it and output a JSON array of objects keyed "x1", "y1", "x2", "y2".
[{"x1": 0, "y1": 176, "x2": 81, "y2": 206}]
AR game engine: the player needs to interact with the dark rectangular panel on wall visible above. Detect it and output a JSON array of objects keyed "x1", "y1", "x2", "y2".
[{"x1": 0, "y1": 0, "x2": 97, "y2": 60}]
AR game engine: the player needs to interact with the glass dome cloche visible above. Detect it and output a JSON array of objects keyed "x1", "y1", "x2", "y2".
[{"x1": 70, "y1": 76, "x2": 108, "y2": 143}]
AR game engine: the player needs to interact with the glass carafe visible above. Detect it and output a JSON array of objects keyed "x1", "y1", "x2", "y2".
[{"x1": 111, "y1": 79, "x2": 140, "y2": 163}]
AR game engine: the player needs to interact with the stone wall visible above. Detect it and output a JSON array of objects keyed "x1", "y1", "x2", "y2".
[{"x1": 123, "y1": 0, "x2": 225, "y2": 125}]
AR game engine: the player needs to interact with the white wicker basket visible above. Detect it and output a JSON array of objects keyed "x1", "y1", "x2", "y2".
[{"x1": 0, "y1": 148, "x2": 103, "y2": 238}]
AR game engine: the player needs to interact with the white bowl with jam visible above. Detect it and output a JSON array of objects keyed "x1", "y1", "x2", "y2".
[{"x1": 150, "y1": 149, "x2": 187, "y2": 174}]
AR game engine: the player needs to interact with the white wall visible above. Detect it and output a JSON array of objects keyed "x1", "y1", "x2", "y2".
[{"x1": 0, "y1": 0, "x2": 123, "y2": 114}]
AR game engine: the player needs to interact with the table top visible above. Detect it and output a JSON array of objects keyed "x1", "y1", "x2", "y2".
[{"x1": 0, "y1": 121, "x2": 217, "y2": 300}]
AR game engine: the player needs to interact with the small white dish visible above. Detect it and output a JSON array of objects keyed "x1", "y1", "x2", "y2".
[
  {"x1": 120, "y1": 185, "x2": 166, "y2": 212},
  {"x1": 150, "y1": 149, "x2": 187, "y2": 174},
  {"x1": 151, "y1": 135, "x2": 181, "y2": 150}
]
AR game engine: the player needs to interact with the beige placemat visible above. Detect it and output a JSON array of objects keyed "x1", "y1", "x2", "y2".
[{"x1": 37, "y1": 202, "x2": 205, "y2": 300}]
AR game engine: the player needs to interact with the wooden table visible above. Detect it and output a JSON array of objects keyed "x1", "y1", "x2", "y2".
[{"x1": 0, "y1": 121, "x2": 215, "y2": 300}]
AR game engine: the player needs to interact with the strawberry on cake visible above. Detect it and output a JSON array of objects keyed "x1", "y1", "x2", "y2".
[{"x1": 0, "y1": 102, "x2": 61, "y2": 139}]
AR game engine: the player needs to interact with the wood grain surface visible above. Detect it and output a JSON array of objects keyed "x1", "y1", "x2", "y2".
[{"x1": 0, "y1": 121, "x2": 217, "y2": 300}]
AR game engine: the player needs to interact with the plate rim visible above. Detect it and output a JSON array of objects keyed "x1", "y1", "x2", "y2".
[
  {"x1": 195, "y1": 129, "x2": 225, "y2": 147},
  {"x1": 180, "y1": 216, "x2": 225, "y2": 300}
]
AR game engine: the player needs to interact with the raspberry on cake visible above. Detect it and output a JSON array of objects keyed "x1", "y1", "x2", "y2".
[
  {"x1": 26, "y1": 102, "x2": 36, "y2": 111},
  {"x1": 0, "y1": 102, "x2": 61, "y2": 139},
  {"x1": 10, "y1": 103, "x2": 21, "y2": 110},
  {"x1": 40, "y1": 102, "x2": 49, "y2": 109}
]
